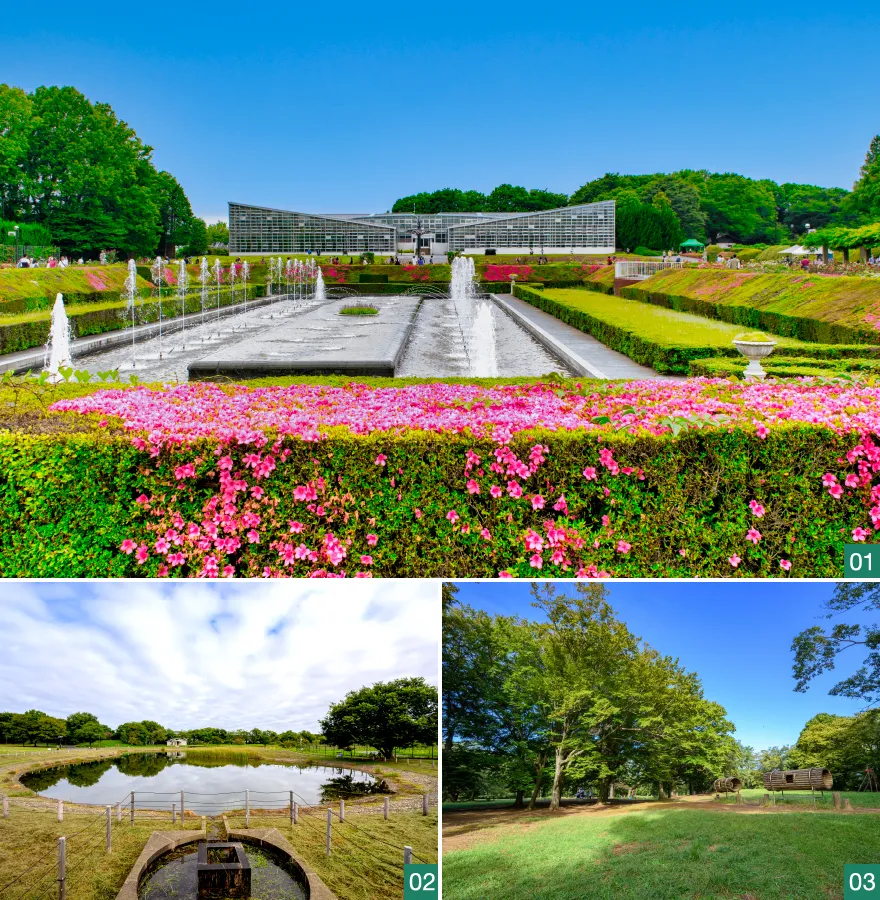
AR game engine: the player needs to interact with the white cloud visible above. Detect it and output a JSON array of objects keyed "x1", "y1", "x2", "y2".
[
  {"x1": 196, "y1": 213, "x2": 228, "y2": 225},
  {"x1": 0, "y1": 581, "x2": 438, "y2": 733}
]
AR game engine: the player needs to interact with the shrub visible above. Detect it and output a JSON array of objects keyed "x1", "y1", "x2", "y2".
[
  {"x1": 339, "y1": 305, "x2": 378, "y2": 316},
  {"x1": 633, "y1": 246, "x2": 662, "y2": 257},
  {"x1": 1, "y1": 378, "x2": 877, "y2": 578}
]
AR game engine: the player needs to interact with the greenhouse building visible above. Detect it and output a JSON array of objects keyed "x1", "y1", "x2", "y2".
[{"x1": 228, "y1": 200, "x2": 616, "y2": 256}]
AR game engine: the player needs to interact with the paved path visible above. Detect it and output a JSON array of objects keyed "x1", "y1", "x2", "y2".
[{"x1": 491, "y1": 292, "x2": 661, "y2": 380}]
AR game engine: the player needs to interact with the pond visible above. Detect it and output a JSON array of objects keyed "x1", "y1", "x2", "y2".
[
  {"x1": 139, "y1": 842, "x2": 308, "y2": 900},
  {"x1": 20, "y1": 752, "x2": 386, "y2": 813}
]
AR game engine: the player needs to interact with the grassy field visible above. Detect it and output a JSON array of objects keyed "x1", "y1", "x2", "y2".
[
  {"x1": 0, "y1": 745, "x2": 437, "y2": 899},
  {"x1": 625, "y1": 267, "x2": 880, "y2": 343},
  {"x1": 442, "y1": 806, "x2": 880, "y2": 900},
  {"x1": 731, "y1": 788, "x2": 880, "y2": 809},
  {"x1": 227, "y1": 811, "x2": 437, "y2": 900}
]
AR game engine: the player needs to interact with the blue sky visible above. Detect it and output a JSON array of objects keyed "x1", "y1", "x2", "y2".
[
  {"x1": 0, "y1": 581, "x2": 438, "y2": 732},
  {"x1": 451, "y1": 581, "x2": 872, "y2": 750},
  {"x1": 2, "y1": 2, "x2": 878, "y2": 221}
]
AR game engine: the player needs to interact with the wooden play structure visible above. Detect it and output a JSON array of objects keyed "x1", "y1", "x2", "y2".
[
  {"x1": 713, "y1": 777, "x2": 742, "y2": 794},
  {"x1": 762, "y1": 768, "x2": 833, "y2": 793}
]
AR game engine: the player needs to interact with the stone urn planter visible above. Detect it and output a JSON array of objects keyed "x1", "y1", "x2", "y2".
[{"x1": 733, "y1": 334, "x2": 776, "y2": 380}]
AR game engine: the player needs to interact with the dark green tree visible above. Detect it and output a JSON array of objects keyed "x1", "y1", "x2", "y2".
[{"x1": 321, "y1": 677, "x2": 437, "y2": 760}]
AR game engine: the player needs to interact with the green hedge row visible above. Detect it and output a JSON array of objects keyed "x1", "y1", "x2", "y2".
[
  {"x1": 689, "y1": 355, "x2": 880, "y2": 378},
  {"x1": 0, "y1": 423, "x2": 861, "y2": 577},
  {"x1": 0, "y1": 285, "x2": 265, "y2": 356},
  {"x1": 620, "y1": 269, "x2": 880, "y2": 344},
  {"x1": 515, "y1": 285, "x2": 879, "y2": 374}
]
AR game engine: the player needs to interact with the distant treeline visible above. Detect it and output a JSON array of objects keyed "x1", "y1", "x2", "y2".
[
  {"x1": 0, "y1": 710, "x2": 322, "y2": 748},
  {"x1": 394, "y1": 135, "x2": 880, "y2": 249}
]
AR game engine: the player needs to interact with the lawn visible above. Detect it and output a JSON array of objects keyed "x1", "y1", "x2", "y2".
[
  {"x1": 442, "y1": 807, "x2": 880, "y2": 900},
  {"x1": 731, "y1": 788, "x2": 880, "y2": 809},
  {"x1": 625, "y1": 266, "x2": 880, "y2": 343},
  {"x1": 226, "y1": 811, "x2": 438, "y2": 900}
]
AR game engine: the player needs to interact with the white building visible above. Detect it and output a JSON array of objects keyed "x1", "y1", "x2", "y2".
[{"x1": 166, "y1": 738, "x2": 187, "y2": 747}]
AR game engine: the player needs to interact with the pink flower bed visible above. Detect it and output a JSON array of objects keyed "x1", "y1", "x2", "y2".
[{"x1": 49, "y1": 379, "x2": 880, "y2": 578}]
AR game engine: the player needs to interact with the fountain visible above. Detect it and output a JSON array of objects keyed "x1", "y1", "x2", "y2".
[
  {"x1": 241, "y1": 260, "x2": 250, "y2": 316},
  {"x1": 45, "y1": 293, "x2": 72, "y2": 381},
  {"x1": 124, "y1": 259, "x2": 139, "y2": 367},
  {"x1": 212, "y1": 258, "x2": 223, "y2": 323},
  {"x1": 177, "y1": 258, "x2": 190, "y2": 343},
  {"x1": 199, "y1": 257, "x2": 210, "y2": 326},
  {"x1": 449, "y1": 255, "x2": 497, "y2": 376},
  {"x1": 265, "y1": 257, "x2": 274, "y2": 297},
  {"x1": 150, "y1": 256, "x2": 165, "y2": 358},
  {"x1": 315, "y1": 266, "x2": 326, "y2": 303}
]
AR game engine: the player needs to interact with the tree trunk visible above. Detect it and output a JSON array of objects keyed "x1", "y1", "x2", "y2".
[
  {"x1": 609, "y1": 782, "x2": 615, "y2": 800},
  {"x1": 512, "y1": 790, "x2": 524, "y2": 809},
  {"x1": 843, "y1": 248, "x2": 850, "y2": 263},
  {"x1": 381, "y1": 745, "x2": 395, "y2": 761},
  {"x1": 549, "y1": 749, "x2": 566, "y2": 810},
  {"x1": 822, "y1": 244, "x2": 829, "y2": 264},
  {"x1": 598, "y1": 777, "x2": 613, "y2": 802},
  {"x1": 528, "y1": 752, "x2": 547, "y2": 810}
]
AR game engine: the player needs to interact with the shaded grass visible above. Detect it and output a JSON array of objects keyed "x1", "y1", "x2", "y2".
[
  {"x1": 228, "y1": 811, "x2": 437, "y2": 900},
  {"x1": 442, "y1": 807, "x2": 880, "y2": 899},
  {"x1": 732, "y1": 788, "x2": 880, "y2": 809}
]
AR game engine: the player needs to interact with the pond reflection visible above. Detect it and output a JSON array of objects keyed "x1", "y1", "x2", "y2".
[{"x1": 21, "y1": 752, "x2": 383, "y2": 812}]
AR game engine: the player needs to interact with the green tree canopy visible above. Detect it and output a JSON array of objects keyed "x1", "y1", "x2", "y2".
[{"x1": 320, "y1": 677, "x2": 438, "y2": 760}]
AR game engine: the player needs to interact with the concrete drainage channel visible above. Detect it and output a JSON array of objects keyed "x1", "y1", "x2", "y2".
[{"x1": 115, "y1": 818, "x2": 338, "y2": 900}]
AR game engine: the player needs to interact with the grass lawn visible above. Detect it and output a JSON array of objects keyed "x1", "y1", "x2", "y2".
[
  {"x1": 227, "y1": 811, "x2": 438, "y2": 900},
  {"x1": 539, "y1": 288, "x2": 808, "y2": 350},
  {"x1": 442, "y1": 807, "x2": 880, "y2": 899},
  {"x1": 732, "y1": 788, "x2": 880, "y2": 809}
]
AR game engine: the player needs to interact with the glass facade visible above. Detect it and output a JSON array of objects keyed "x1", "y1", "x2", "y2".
[{"x1": 228, "y1": 201, "x2": 615, "y2": 255}]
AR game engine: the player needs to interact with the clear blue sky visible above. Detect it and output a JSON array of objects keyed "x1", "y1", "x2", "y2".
[
  {"x1": 451, "y1": 581, "x2": 872, "y2": 751},
  {"x1": 3, "y1": 2, "x2": 878, "y2": 221}
]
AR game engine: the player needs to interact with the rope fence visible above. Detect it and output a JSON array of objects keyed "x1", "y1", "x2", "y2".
[{"x1": 1, "y1": 787, "x2": 437, "y2": 899}]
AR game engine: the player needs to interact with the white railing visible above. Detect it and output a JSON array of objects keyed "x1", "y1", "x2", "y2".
[{"x1": 614, "y1": 260, "x2": 684, "y2": 280}]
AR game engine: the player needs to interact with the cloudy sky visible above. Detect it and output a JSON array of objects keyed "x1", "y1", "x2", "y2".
[{"x1": 0, "y1": 581, "x2": 438, "y2": 733}]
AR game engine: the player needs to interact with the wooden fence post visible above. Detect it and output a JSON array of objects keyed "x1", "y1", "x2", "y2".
[
  {"x1": 180, "y1": 791, "x2": 185, "y2": 822},
  {"x1": 116, "y1": 802, "x2": 121, "y2": 824},
  {"x1": 423, "y1": 794, "x2": 429, "y2": 816},
  {"x1": 404, "y1": 846, "x2": 413, "y2": 866},
  {"x1": 245, "y1": 790, "x2": 250, "y2": 828},
  {"x1": 384, "y1": 797, "x2": 389, "y2": 821},
  {"x1": 57, "y1": 836, "x2": 66, "y2": 900},
  {"x1": 326, "y1": 809, "x2": 332, "y2": 857},
  {"x1": 106, "y1": 806, "x2": 112, "y2": 853},
  {"x1": 289, "y1": 792, "x2": 294, "y2": 825},
  {"x1": 130, "y1": 792, "x2": 135, "y2": 824},
  {"x1": 2, "y1": 797, "x2": 8, "y2": 818},
  {"x1": 834, "y1": 792, "x2": 841, "y2": 810},
  {"x1": 340, "y1": 799, "x2": 344, "y2": 822},
  {"x1": 57, "y1": 799, "x2": 63, "y2": 822},
  {"x1": 172, "y1": 803, "x2": 176, "y2": 824},
  {"x1": 844, "y1": 798, "x2": 853, "y2": 812}
]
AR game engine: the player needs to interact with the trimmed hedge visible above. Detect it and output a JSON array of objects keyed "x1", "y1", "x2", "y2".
[
  {"x1": 0, "y1": 420, "x2": 862, "y2": 578},
  {"x1": 515, "y1": 285, "x2": 880, "y2": 374},
  {"x1": 621, "y1": 268, "x2": 880, "y2": 344},
  {"x1": 689, "y1": 355, "x2": 880, "y2": 378},
  {"x1": 0, "y1": 285, "x2": 265, "y2": 356}
]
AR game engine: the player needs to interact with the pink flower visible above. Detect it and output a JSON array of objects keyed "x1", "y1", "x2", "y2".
[
  {"x1": 531, "y1": 495, "x2": 545, "y2": 510},
  {"x1": 780, "y1": 559, "x2": 792, "y2": 571},
  {"x1": 446, "y1": 510, "x2": 459, "y2": 523},
  {"x1": 553, "y1": 495, "x2": 568, "y2": 513},
  {"x1": 679, "y1": 548, "x2": 687, "y2": 557},
  {"x1": 375, "y1": 454, "x2": 387, "y2": 466},
  {"x1": 746, "y1": 528, "x2": 762, "y2": 545},
  {"x1": 616, "y1": 540, "x2": 631, "y2": 555},
  {"x1": 524, "y1": 529, "x2": 544, "y2": 552},
  {"x1": 507, "y1": 481, "x2": 523, "y2": 498},
  {"x1": 414, "y1": 508, "x2": 422, "y2": 519},
  {"x1": 466, "y1": 479, "x2": 480, "y2": 495},
  {"x1": 461, "y1": 523, "x2": 470, "y2": 534},
  {"x1": 154, "y1": 537, "x2": 170, "y2": 554},
  {"x1": 748, "y1": 500, "x2": 765, "y2": 518},
  {"x1": 135, "y1": 545, "x2": 149, "y2": 564},
  {"x1": 289, "y1": 520, "x2": 304, "y2": 533},
  {"x1": 852, "y1": 527, "x2": 870, "y2": 542},
  {"x1": 829, "y1": 484, "x2": 844, "y2": 499},
  {"x1": 247, "y1": 530, "x2": 260, "y2": 544},
  {"x1": 222, "y1": 565, "x2": 235, "y2": 578},
  {"x1": 168, "y1": 552, "x2": 186, "y2": 566},
  {"x1": 729, "y1": 554, "x2": 741, "y2": 568},
  {"x1": 498, "y1": 570, "x2": 513, "y2": 578},
  {"x1": 845, "y1": 474, "x2": 859, "y2": 488},
  {"x1": 529, "y1": 553, "x2": 543, "y2": 569},
  {"x1": 583, "y1": 467, "x2": 597, "y2": 481},
  {"x1": 366, "y1": 533, "x2": 378, "y2": 546},
  {"x1": 360, "y1": 555, "x2": 374, "y2": 565},
  {"x1": 755, "y1": 423, "x2": 769, "y2": 439},
  {"x1": 121, "y1": 539, "x2": 137, "y2": 554},
  {"x1": 480, "y1": 528, "x2": 491, "y2": 541},
  {"x1": 490, "y1": 485, "x2": 502, "y2": 498},
  {"x1": 822, "y1": 473, "x2": 837, "y2": 487}
]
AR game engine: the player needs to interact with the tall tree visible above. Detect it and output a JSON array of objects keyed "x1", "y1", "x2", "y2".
[
  {"x1": 791, "y1": 582, "x2": 880, "y2": 705},
  {"x1": 848, "y1": 135, "x2": 880, "y2": 221},
  {"x1": 0, "y1": 85, "x2": 32, "y2": 220}
]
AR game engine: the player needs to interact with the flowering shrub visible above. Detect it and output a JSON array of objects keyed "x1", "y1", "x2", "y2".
[
  {"x1": 0, "y1": 378, "x2": 863, "y2": 578},
  {"x1": 85, "y1": 271, "x2": 108, "y2": 292},
  {"x1": 483, "y1": 265, "x2": 533, "y2": 283}
]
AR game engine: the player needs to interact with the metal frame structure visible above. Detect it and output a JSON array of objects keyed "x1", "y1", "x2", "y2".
[{"x1": 229, "y1": 201, "x2": 616, "y2": 256}]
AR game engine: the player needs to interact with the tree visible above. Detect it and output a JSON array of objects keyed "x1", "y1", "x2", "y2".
[
  {"x1": 791, "y1": 582, "x2": 880, "y2": 705},
  {"x1": 320, "y1": 677, "x2": 437, "y2": 760},
  {"x1": 66, "y1": 712, "x2": 110, "y2": 746},
  {"x1": 205, "y1": 221, "x2": 229, "y2": 247},
  {"x1": 0, "y1": 85, "x2": 32, "y2": 220},
  {"x1": 848, "y1": 135, "x2": 880, "y2": 221},
  {"x1": 153, "y1": 170, "x2": 196, "y2": 257}
]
